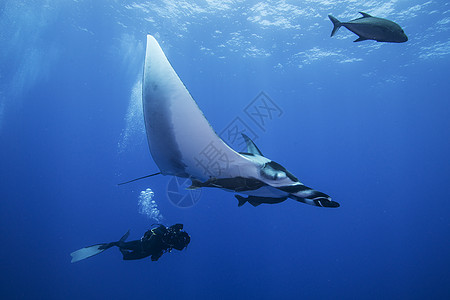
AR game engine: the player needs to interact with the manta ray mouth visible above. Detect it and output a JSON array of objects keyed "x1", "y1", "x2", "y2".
[{"x1": 315, "y1": 199, "x2": 340, "y2": 208}]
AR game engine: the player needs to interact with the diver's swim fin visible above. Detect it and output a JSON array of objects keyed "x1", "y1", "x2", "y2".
[
  {"x1": 119, "y1": 230, "x2": 130, "y2": 243},
  {"x1": 70, "y1": 230, "x2": 130, "y2": 263},
  {"x1": 70, "y1": 243, "x2": 110, "y2": 263}
]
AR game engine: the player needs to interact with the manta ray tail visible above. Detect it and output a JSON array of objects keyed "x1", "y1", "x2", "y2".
[
  {"x1": 117, "y1": 172, "x2": 161, "y2": 186},
  {"x1": 70, "y1": 230, "x2": 130, "y2": 263},
  {"x1": 328, "y1": 15, "x2": 342, "y2": 37}
]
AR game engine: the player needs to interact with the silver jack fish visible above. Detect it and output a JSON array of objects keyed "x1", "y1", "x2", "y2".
[{"x1": 329, "y1": 12, "x2": 408, "y2": 43}]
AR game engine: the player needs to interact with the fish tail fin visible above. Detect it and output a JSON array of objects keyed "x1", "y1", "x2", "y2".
[
  {"x1": 70, "y1": 230, "x2": 130, "y2": 263},
  {"x1": 234, "y1": 195, "x2": 263, "y2": 207},
  {"x1": 328, "y1": 15, "x2": 341, "y2": 37},
  {"x1": 235, "y1": 195, "x2": 247, "y2": 207}
]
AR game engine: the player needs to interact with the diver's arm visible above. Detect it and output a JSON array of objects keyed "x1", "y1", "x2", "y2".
[
  {"x1": 120, "y1": 248, "x2": 152, "y2": 260},
  {"x1": 151, "y1": 250, "x2": 164, "y2": 261},
  {"x1": 152, "y1": 225, "x2": 167, "y2": 235},
  {"x1": 117, "y1": 240, "x2": 142, "y2": 251},
  {"x1": 142, "y1": 225, "x2": 167, "y2": 241}
]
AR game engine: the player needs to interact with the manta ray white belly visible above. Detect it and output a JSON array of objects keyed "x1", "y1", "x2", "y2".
[
  {"x1": 142, "y1": 35, "x2": 338, "y2": 208},
  {"x1": 143, "y1": 35, "x2": 254, "y2": 181}
]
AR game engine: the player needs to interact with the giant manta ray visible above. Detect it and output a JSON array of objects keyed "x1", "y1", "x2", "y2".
[{"x1": 142, "y1": 35, "x2": 339, "y2": 208}]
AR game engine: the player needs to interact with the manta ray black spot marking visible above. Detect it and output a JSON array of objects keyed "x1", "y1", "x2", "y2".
[
  {"x1": 278, "y1": 185, "x2": 310, "y2": 193},
  {"x1": 265, "y1": 161, "x2": 299, "y2": 182}
]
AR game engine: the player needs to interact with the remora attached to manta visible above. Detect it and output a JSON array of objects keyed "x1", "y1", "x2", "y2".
[{"x1": 142, "y1": 35, "x2": 339, "y2": 208}]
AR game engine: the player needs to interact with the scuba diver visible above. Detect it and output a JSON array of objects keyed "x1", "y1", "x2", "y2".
[{"x1": 70, "y1": 224, "x2": 190, "y2": 263}]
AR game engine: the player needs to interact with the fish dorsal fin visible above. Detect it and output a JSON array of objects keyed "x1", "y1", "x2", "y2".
[
  {"x1": 359, "y1": 12, "x2": 372, "y2": 18},
  {"x1": 241, "y1": 134, "x2": 263, "y2": 156}
]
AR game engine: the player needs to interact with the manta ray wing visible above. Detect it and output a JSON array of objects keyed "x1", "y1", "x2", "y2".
[{"x1": 142, "y1": 35, "x2": 253, "y2": 181}]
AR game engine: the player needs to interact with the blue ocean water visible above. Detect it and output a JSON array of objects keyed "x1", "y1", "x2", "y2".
[{"x1": 1, "y1": 1, "x2": 449, "y2": 299}]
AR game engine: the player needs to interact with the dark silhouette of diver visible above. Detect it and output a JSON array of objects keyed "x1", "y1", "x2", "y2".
[{"x1": 70, "y1": 224, "x2": 190, "y2": 263}]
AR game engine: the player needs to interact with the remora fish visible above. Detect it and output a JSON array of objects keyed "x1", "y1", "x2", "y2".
[
  {"x1": 328, "y1": 12, "x2": 408, "y2": 43},
  {"x1": 142, "y1": 35, "x2": 339, "y2": 208}
]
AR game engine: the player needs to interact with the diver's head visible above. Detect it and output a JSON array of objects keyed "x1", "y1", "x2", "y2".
[
  {"x1": 172, "y1": 231, "x2": 190, "y2": 250},
  {"x1": 163, "y1": 226, "x2": 191, "y2": 251},
  {"x1": 169, "y1": 224, "x2": 183, "y2": 231}
]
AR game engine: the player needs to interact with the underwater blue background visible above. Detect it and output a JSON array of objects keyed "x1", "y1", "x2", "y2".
[{"x1": 1, "y1": 1, "x2": 450, "y2": 299}]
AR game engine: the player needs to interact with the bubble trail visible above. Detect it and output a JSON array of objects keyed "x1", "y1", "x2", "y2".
[{"x1": 138, "y1": 188, "x2": 163, "y2": 222}]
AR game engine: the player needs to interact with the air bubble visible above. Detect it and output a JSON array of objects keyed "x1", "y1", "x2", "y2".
[{"x1": 138, "y1": 188, "x2": 163, "y2": 222}]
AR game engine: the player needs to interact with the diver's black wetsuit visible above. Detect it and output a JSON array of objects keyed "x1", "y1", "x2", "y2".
[
  {"x1": 111, "y1": 224, "x2": 190, "y2": 261},
  {"x1": 70, "y1": 224, "x2": 190, "y2": 263}
]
